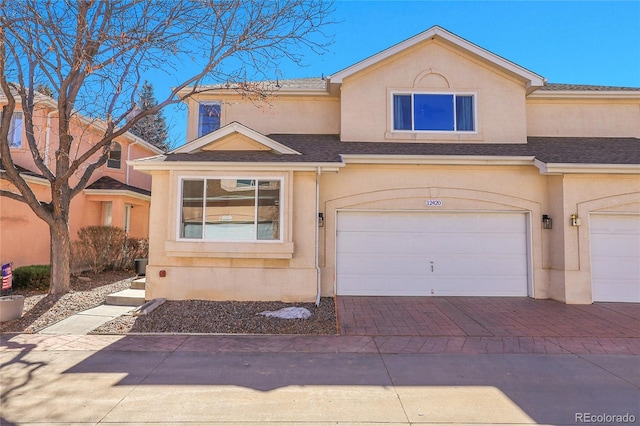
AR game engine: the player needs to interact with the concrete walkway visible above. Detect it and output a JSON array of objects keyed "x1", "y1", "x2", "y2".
[
  {"x1": 1, "y1": 333, "x2": 639, "y2": 425},
  {"x1": 39, "y1": 305, "x2": 136, "y2": 335}
]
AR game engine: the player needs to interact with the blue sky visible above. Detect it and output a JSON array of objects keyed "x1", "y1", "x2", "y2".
[{"x1": 154, "y1": 1, "x2": 640, "y2": 145}]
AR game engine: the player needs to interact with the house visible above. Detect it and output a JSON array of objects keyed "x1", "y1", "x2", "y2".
[
  {"x1": 1, "y1": 91, "x2": 164, "y2": 268},
  {"x1": 132, "y1": 26, "x2": 640, "y2": 304}
]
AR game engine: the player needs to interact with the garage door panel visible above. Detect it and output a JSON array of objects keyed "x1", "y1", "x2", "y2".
[
  {"x1": 590, "y1": 214, "x2": 640, "y2": 303},
  {"x1": 337, "y1": 211, "x2": 529, "y2": 297}
]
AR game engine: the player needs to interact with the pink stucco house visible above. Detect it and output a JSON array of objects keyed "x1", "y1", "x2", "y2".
[
  {"x1": 1, "y1": 91, "x2": 164, "y2": 268},
  {"x1": 132, "y1": 26, "x2": 640, "y2": 304}
]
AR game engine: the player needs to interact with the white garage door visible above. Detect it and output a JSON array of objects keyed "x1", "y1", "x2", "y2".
[
  {"x1": 590, "y1": 214, "x2": 640, "y2": 303},
  {"x1": 336, "y1": 211, "x2": 529, "y2": 296}
]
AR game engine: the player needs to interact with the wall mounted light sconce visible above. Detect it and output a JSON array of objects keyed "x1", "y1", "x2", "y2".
[
  {"x1": 571, "y1": 214, "x2": 581, "y2": 227},
  {"x1": 542, "y1": 214, "x2": 552, "y2": 229},
  {"x1": 318, "y1": 212, "x2": 324, "y2": 227}
]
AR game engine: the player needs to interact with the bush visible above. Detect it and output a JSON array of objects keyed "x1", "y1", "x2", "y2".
[
  {"x1": 11, "y1": 264, "x2": 51, "y2": 291},
  {"x1": 72, "y1": 226, "x2": 149, "y2": 274}
]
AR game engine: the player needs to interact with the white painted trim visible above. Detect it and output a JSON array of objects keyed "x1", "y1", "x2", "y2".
[
  {"x1": 534, "y1": 159, "x2": 640, "y2": 174},
  {"x1": 83, "y1": 189, "x2": 151, "y2": 202},
  {"x1": 171, "y1": 122, "x2": 301, "y2": 155},
  {"x1": 131, "y1": 160, "x2": 343, "y2": 173},
  {"x1": 341, "y1": 154, "x2": 535, "y2": 166},
  {"x1": 329, "y1": 26, "x2": 545, "y2": 87}
]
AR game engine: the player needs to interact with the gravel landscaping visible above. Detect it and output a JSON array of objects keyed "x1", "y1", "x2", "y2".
[{"x1": 1, "y1": 272, "x2": 338, "y2": 335}]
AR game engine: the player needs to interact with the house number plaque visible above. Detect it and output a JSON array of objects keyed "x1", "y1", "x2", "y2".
[{"x1": 426, "y1": 199, "x2": 443, "y2": 207}]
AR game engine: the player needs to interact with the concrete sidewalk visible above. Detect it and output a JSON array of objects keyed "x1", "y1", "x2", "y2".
[
  {"x1": 1, "y1": 333, "x2": 639, "y2": 425},
  {"x1": 38, "y1": 304, "x2": 136, "y2": 335}
]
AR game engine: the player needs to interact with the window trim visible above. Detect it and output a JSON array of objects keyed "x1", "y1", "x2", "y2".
[
  {"x1": 390, "y1": 91, "x2": 477, "y2": 134},
  {"x1": 177, "y1": 175, "x2": 284, "y2": 243},
  {"x1": 197, "y1": 101, "x2": 222, "y2": 138},
  {"x1": 106, "y1": 142, "x2": 122, "y2": 169},
  {"x1": 0, "y1": 111, "x2": 24, "y2": 148}
]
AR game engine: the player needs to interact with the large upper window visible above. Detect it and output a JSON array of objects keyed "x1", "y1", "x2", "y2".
[
  {"x1": 0, "y1": 112, "x2": 23, "y2": 148},
  {"x1": 393, "y1": 93, "x2": 475, "y2": 132},
  {"x1": 198, "y1": 102, "x2": 221, "y2": 138},
  {"x1": 180, "y1": 178, "x2": 281, "y2": 241}
]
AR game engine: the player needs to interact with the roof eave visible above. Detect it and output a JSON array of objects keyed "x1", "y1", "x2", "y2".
[
  {"x1": 534, "y1": 160, "x2": 640, "y2": 174},
  {"x1": 528, "y1": 90, "x2": 640, "y2": 100},
  {"x1": 131, "y1": 160, "x2": 344, "y2": 173},
  {"x1": 329, "y1": 26, "x2": 545, "y2": 88}
]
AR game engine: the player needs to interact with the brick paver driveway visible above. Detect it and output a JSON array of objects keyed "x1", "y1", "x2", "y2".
[{"x1": 337, "y1": 296, "x2": 640, "y2": 354}]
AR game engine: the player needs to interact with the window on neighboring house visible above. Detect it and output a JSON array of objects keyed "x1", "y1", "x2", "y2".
[
  {"x1": 0, "y1": 112, "x2": 24, "y2": 148},
  {"x1": 393, "y1": 93, "x2": 475, "y2": 132},
  {"x1": 180, "y1": 178, "x2": 281, "y2": 241},
  {"x1": 103, "y1": 201, "x2": 113, "y2": 226},
  {"x1": 198, "y1": 102, "x2": 221, "y2": 138},
  {"x1": 107, "y1": 142, "x2": 122, "y2": 169}
]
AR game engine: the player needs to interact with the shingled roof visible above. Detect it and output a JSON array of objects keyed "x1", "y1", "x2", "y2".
[
  {"x1": 85, "y1": 176, "x2": 150, "y2": 196},
  {"x1": 537, "y1": 83, "x2": 640, "y2": 92},
  {"x1": 162, "y1": 135, "x2": 640, "y2": 166}
]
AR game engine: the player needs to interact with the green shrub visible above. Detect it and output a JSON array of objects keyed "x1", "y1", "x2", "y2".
[
  {"x1": 71, "y1": 226, "x2": 149, "y2": 273},
  {"x1": 12, "y1": 264, "x2": 51, "y2": 291}
]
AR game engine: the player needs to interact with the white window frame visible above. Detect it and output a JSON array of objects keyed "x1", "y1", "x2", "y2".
[
  {"x1": 391, "y1": 91, "x2": 477, "y2": 134},
  {"x1": 177, "y1": 176, "x2": 284, "y2": 243},
  {"x1": 0, "y1": 111, "x2": 24, "y2": 148},
  {"x1": 106, "y1": 142, "x2": 122, "y2": 169},
  {"x1": 197, "y1": 101, "x2": 222, "y2": 138}
]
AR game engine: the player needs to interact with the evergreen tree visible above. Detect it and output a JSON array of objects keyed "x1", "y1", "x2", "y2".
[{"x1": 129, "y1": 81, "x2": 169, "y2": 151}]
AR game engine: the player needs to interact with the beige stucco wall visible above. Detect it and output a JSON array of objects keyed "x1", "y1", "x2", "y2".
[
  {"x1": 317, "y1": 163, "x2": 550, "y2": 298},
  {"x1": 144, "y1": 169, "x2": 319, "y2": 301},
  {"x1": 185, "y1": 95, "x2": 340, "y2": 142},
  {"x1": 547, "y1": 174, "x2": 640, "y2": 303},
  {"x1": 526, "y1": 99, "x2": 640, "y2": 137},
  {"x1": 339, "y1": 40, "x2": 529, "y2": 143},
  {"x1": 315, "y1": 164, "x2": 639, "y2": 304}
]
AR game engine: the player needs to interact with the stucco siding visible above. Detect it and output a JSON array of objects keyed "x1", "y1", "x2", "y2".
[
  {"x1": 527, "y1": 100, "x2": 640, "y2": 137},
  {"x1": 339, "y1": 41, "x2": 528, "y2": 143}
]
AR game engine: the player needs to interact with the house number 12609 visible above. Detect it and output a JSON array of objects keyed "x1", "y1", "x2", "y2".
[{"x1": 426, "y1": 199, "x2": 443, "y2": 206}]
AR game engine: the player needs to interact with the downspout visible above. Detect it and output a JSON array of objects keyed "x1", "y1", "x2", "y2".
[{"x1": 315, "y1": 166, "x2": 322, "y2": 307}]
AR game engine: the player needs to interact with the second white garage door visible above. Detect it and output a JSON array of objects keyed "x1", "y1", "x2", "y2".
[
  {"x1": 336, "y1": 211, "x2": 529, "y2": 296},
  {"x1": 590, "y1": 214, "x2": 640, "y2": 303}
]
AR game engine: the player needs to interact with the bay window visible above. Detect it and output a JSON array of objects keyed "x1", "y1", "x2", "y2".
[
  {"x1": 393, "y1": 93, "x2": 475, "y2": 132},
  {"x1": 180, "y1": 178, "x2": 281, "y2": 241}
]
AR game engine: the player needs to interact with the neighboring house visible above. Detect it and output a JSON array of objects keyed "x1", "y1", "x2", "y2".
[
  {"x1": 0, "y1": 91, "x2": 164, "y2": 268},
  {"x1": 132, "y1": 26, "x2": 640, "y2": 304}
]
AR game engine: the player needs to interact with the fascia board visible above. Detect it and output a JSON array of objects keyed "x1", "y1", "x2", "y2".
[
  {"x1": 527, "y1": 91, "x2": 640, "y2": 100},
  {"x1": 83, "y1": 189, "x2": 150, "y2": 201},
  {"x1": 130, "y1": 160, "x2": 344, "y2": 173},
  {"x1": 341, "y1": 154, "x2": 536, "y2": 166},
  {"x1": 534, "y1": 159, "x2": 640, "y2": 174},
  {"x1": 171, "y1": 122, "x2": 301, "y2": 155},
  {"x1": 330, "y1": 26, "x2": 545, "y2": 87}
]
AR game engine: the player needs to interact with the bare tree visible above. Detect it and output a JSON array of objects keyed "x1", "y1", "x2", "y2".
[{"x1": 0, "y1": 0, "x2": 333, "y2": 295}]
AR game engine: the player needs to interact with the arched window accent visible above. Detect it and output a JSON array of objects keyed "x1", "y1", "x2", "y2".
[{"x1": 107, "y1": 142, "x2": 122, "y2": 169}]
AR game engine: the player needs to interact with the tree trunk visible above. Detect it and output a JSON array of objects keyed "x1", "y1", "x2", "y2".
[{"x1": 49, "y1": 218, "x2": 71, "y2": 295}]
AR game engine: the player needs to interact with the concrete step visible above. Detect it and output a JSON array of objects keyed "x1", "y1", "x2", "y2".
[
  {"x1": 105, "y1": 289, "x2": 146, "y2": 306},
  {"x1": 131, "y1": 277, "x2": 146, "y2": 290}
]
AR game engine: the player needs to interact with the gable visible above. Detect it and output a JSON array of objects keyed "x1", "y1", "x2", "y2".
[
  {"x1": 330, "y1": 26, "x2": 544, "y2": 89},
  {"x1": 201, "y1": 133, "x2": 272, "y2": 152},
  {"x1": 171, "y1": 122, "x2": 301, "y2": 155},
  {"x1": 338, "y1": 39, "x2": 531, "y2": 143}
]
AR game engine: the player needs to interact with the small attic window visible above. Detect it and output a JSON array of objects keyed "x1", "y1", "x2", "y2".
[{"x1": 198, "y1": 102, "x2": 221, "y2": 137}]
